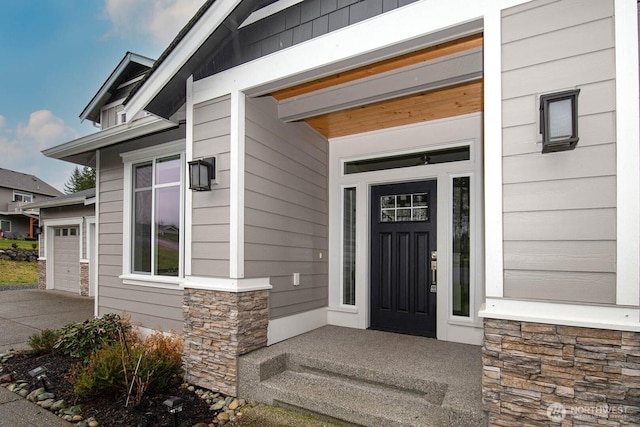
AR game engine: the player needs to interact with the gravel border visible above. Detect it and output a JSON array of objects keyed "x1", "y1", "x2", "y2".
[{"x1": 0, "y1": 284, "x2": 38, "y2": 292}]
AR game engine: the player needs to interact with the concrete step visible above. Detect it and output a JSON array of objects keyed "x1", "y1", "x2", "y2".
[{"x1": 259, "y1": 369, "x2": 486, "y2": 427}]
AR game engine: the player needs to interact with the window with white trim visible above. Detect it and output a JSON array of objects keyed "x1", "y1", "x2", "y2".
[
  {"x1": 131, "y1": 155, "x2": 182, "y2": 277},
  {"x1": 13, "y1": 191, "x2": 32, "y2": 203},
  {"x1": 0, "y1": 220, "x2": 10, "y2": 232}
]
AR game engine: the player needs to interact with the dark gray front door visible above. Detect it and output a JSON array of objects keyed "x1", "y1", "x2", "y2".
[{"x1": 370, "y1": 180, "x2": 437, "y2": 337}]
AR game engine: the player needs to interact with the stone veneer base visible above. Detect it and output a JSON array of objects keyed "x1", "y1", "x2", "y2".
[
  {"x1": 79, "y1": 262, "x2": 89, "y2": 296},
  {"x1": 182, "y1": 288, "x2": 269, "y2": 397},
  {"x1": 38, "y1": 259, "x2": 46, "y2": 290},
  {"x1": 482, "y1": 318, "x2": 640, "y2": 426}
]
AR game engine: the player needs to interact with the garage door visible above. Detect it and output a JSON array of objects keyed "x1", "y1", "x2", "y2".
[{"x1": 53, "y1": 227, "x2": 79, "y2": 293}]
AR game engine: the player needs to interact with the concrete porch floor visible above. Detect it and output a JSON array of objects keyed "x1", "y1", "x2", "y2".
[{"x1": 239, "y1": 325, "x2": 486, "y2": 426}]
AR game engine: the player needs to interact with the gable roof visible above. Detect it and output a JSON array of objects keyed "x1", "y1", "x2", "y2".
[
  {"x1": 25, "y1": 188, "x2": 95, "y2": 209},
  {"x1": 124, "y1": 0, "x2": 270, "y2": 120},
  {"x1": 80, "y1": 52, "x2": 155, "y2": 124},
  {"x1": 0, "y1": 168, "x2": 63, "y2": 197}
]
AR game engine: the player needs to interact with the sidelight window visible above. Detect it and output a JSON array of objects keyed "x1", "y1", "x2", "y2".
[
  {"x1": 342, "y1": 187, "x2": 356, "y2": 305},
  {"x1": 452, "y1": 176, "x2": 470, "y2": 317}
]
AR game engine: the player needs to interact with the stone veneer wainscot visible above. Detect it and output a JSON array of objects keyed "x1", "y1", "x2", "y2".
[
  {"x1": 79, "y1": 261, "x2": 89, "y2": 296},
  {"x1": 182, "y1": 288, "x2": 269, "y2": 396},
  {"x1": 38, "y1": 259, "x2": 46, "y2": 290},
  {"x1": 482, "y1": 318, "x2": 640, "y2": 426}
]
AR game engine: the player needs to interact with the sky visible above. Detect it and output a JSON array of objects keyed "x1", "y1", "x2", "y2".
[{"x1": 0, "y1": 0, "x2": 206, "y2": 192}]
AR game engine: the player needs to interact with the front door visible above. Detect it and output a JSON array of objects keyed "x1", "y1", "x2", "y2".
[{"x1": 370, "y1": 180, "x2": 437, "y2": 337}]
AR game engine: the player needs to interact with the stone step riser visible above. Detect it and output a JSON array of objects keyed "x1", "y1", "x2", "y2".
[{"x1": 258, "y1": 369, "x2": 486, "y2": 427}]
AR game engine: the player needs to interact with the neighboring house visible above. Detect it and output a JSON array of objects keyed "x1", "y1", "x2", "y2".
[
  {"x1": 0, "y1": 168, "x2": 62, "y2": 239},
  {"x1": 25, "y1": 189, "x2": 96, "y2": 296},
  {"x1": 43, "y1": 0, "x2": 640, "y2": 424}
]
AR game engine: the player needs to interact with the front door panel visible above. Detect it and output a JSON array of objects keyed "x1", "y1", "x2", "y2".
[{"x1": 370, "y1": 180, "x2": 437, "y2": 337}]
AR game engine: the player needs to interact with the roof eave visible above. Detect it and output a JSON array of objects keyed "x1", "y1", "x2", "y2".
[
  {"x1": 42, "y1": 115, "x2": 178, "y2": 162},
  {"x1": 80, "y1": 52, "x2": 155, "y2": 123},
  {"x1": 124, "y1": 0, "x2": 242, "y2": 122},
  {"x1": 24, "y1": 197, "x2": 86, "y2": 209}
]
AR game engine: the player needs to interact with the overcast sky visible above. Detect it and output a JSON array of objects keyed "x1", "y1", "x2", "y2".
[{"x1": 0, "y1": 0, "x2": 206, "y2": 192}]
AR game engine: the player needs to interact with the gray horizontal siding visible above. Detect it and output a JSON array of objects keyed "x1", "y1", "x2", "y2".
[
  {"x1": 501, "y1": 0, "x2": 616, "y2": 304},
  {"x1": 244, "y1": 96, "x2": 328, "y2": 319},
  {"x1": 96, "y1": 127, "x2": 185, "y2": 332},
  {"x1": 190, "y1": 95, "x2": 232, "y2": 278}
]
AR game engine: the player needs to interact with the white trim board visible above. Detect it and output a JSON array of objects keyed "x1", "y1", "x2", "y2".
[
  {"x1": 181, "y1": 276, "x2": 272, "y2": 292},
  {"x1": 614, "y1": 0, "x2": 640, "y2": 306},
  {"x1": 268, "y1": 307, "x2": 327, "y2": 345},
  {"x1": 480, "y1": 299, "x2": 640, "y2": 332}
]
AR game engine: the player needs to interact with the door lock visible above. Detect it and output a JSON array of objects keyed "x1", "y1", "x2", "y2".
[{"x1": 430, "y1": 250, "x2": 437, "y2": 286}]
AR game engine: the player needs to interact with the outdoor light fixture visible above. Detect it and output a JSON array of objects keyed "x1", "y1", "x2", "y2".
[
  {"x1": 28, "y1": 366, "x2": 49, "y2": 390},
  {"x1": 163, "y1": 396, "x2": 184, "y2": 427},
  {"x1": 188, "y1": 157, "x2": 215, "y2": 191},
  {"x1": 539, "y1": 89, "x2": 580, "y2": 153}
]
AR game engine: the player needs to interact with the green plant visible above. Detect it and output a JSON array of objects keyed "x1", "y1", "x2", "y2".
[
  {"x1": 31, "y1": 243, "x2": 37, "y2": 249},
  {"x1": 70, "y1": 331, "x2": 183, "y2": 405},
  {"x1": 54, "y1": 313, "x2": 131, "y2": 361},
  {"x1": 11, "y1": 243, "x2": 17, "y2": 249},
  {"x1": 28, "y1": 329, "x2": 61, "y2": 354}
]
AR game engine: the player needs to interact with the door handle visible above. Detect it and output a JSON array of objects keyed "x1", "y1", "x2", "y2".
[{"x1": 430, "y1": 250, "x2": 437, "y2": 285}]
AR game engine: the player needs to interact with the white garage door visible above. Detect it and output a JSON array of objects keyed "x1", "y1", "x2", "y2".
[{"x1": 53, "y1": 227, "x2": 79, "y2": 293}]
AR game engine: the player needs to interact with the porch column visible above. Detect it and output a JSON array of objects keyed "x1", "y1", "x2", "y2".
[{"x1": 182, "y1": 287, "x2": 269, "y2": 396}]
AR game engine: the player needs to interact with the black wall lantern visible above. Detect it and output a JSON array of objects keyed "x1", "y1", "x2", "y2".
[
  {"x1": 188, "y1": 157, "x2": 215, "y2": 191},
  {"x1": 540, "y1": 89, "x2": 580, "y2": 153}
]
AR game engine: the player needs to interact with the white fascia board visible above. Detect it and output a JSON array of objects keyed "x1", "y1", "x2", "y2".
[
  {"x1": 193, "y1": 0, "x2": 529, "y2": 102},
  {"x1": 80, "y1": 52, "x2": 155, "y2": 122},
  {"x1": 26, "y1": 197, "x2": 86, "y2": 209},
  {"x1": 239, "y1": 0, "x2": 304, "y2": 28},
  {"x1": 480, "y1": 299, "x2": 640, "y2": 332},
  {"x1": 42, "y1": 116, "x2": 177, "y2": 160},
  {"x1": 123, "y1": 0, "x2": 244, "y2": 121},
  {"x1": 615, "y1": 0, "x2": 640, "y2": 306}
]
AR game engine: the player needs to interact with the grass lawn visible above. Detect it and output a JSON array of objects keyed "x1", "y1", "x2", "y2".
[
  {"x1": 0, "y1": 239, "x2": 38, "y2": 250},
  {"x1": 0, "y1": 260, "x2": 38, "y2": 284}
]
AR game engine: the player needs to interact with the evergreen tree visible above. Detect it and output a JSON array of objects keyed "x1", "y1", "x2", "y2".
[{"x1": 64, "y1": 166, "x2": 96, "y2": 194}]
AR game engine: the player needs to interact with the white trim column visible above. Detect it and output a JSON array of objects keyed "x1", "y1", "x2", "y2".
[
  {"x1": 614, "y1": 0, "x2": 640, "y2": 307},
  {"x1": 230, "y1": 90, "x2": 246, "y2": 279},
  {"x1": 185, "y1": 75, "x2": 195, "y2": 277},
  {"x1": 483, "y1": 4, "x2": 504, "y2": 298}
]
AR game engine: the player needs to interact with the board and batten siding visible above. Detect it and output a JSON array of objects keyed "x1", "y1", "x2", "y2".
[
  {"x1": 244, "y1": 96, "x2": 328, "y2": 319},
  {"x1": 501, "y1": 0, "x2": 616, "y2": 304},
  {"x1": 96, "y1": 126, "x2": 186, "y2": 331},
  {"x1": 190, "y1": 95, "x2": 231, "y2": 277}
]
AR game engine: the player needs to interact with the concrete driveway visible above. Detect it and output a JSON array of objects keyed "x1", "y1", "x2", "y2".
[{"x1": 0, "y1": 289, "x2": 94, "y2": 353}]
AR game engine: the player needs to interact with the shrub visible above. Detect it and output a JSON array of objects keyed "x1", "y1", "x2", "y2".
[
  {"x1": 11, "y1": 243, "x2": 17, "y2": 249},
  {"x1": 31, "y1": 243, "x2": 37, "y2": 249},
  {"x1": 54, "y1": 313, "x2": 131, "y2": 361},
  {"x1": 28, "y1": 329, "x2": 61, "y2": 354},
  {"x1": 70, "y1": 331, "x2": 183, "y2": 405}
]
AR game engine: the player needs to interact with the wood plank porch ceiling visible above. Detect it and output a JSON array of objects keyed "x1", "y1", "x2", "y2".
[{"x1": 271, "y1": 33, "x2": 484, "y2": 139}]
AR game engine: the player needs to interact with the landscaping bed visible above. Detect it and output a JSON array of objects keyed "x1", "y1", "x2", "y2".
[{"x1": 0, "y1": 315, "x2": 248, "y2": 427}]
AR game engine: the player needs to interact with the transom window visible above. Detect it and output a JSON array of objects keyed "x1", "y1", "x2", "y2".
[
  {"x1": 380, "y1": 193, "x2": 429, "y2": 222},
  {"x1": 132, "y1": 155, "x2": 182, "y2": 277}
]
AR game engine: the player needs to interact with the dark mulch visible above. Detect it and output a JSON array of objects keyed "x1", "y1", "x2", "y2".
[{"x1": 2, "y1": 352, "x2": 215, "y2": 427}]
